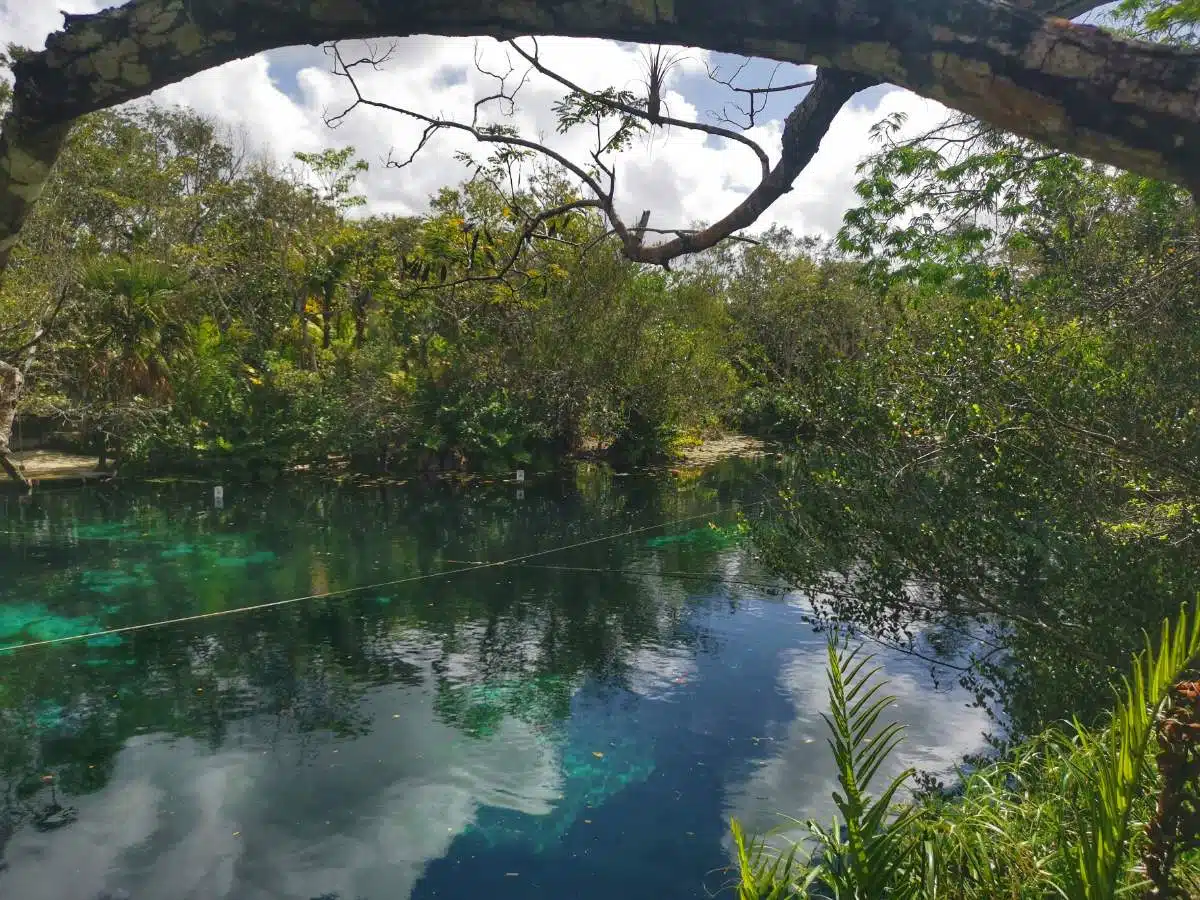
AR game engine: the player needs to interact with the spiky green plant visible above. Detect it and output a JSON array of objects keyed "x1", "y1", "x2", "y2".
[
  {"x1": 730, "y1": 818, "x2": 814, "y2": 900},
  {"x1": 731, "y1": 598, "x2": 1200, "y2": 900},
  {"x1": 1059, "y1": 598, "x2": 1200, "y2": 899},
  {"x1": 731, "y1": 637, "x2": 924, "y2": 898},
  {"x1": 806, "y1": 637, "x2": 923, "y2": 898}
]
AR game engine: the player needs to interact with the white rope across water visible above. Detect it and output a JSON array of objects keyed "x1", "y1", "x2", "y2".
[{"x1": 0, "y1": 504, "x2": 759, "y2": 656}]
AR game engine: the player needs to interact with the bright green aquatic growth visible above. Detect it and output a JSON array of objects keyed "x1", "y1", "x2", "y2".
[
  {"x1": 84, "y1": 633, "x2": 124, "y2": 648},
  {"x1": 437, "y1": 674, "x2": 573, "y2": 738},
  {"x1": 469, "y1": 731, "x2": 657, "y2": 853},
  {"x1": 0, "y1": 603, "x2": 55, "y2": 639},
  {"x1": 213, "y1": 549, "x2": 278, "y2": 568},
  {"x1": 561, "y1": 737, "x2": 657, "y2": 811},
  {"x1": 26, "y1": 615, "x2": 103, "y2": 642},
  {"x1": 81, "y1": 566, "x2": 155, "y2": 593},
  {"x1": 646, "y1": 522, "x2": 745, "y2": 550},
  {"x1": 0, "y1": 601, "x2": 120, "y2": 650},
  {"x1": 35, "y1": 702, "x2": 66, "y2": 730},
  {"x1": 438, "y1": 672, "x2": 656, "y2": 850},
  {"x1": 73, "y1": 523, "x2": 146, "y2": 542}
]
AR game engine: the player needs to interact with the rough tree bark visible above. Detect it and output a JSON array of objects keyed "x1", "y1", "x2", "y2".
[
  {"x1": 1, "y1": 0, "x2": 1199, "y2": 276},
  {"x1": 0, "y1": 360, "x2": 28, "y2": 486}
]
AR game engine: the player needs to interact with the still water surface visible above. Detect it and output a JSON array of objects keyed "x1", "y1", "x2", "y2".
[{"x1": 0, "y1": 463, "x2": 986, "y2": 899}]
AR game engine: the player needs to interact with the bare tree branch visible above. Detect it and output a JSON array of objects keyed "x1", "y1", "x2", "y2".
[
  {"x1": 622, "y1": 68, "x2": 879, "y2": 265},
  {"x1": 510, "y1": 38, "x2": 770, "y2": 178},
  {"x1": 329, "y1": 43, "x2": 610, "y2": 201},
  {"x1": 330, "y1": 39, "x2": 877, "y2": 270},
  {"x1": 705, "y1": 59, "x2": 816, "y2": 130}
]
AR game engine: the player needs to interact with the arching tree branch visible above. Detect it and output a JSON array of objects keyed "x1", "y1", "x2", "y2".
[
  {"x1": 618, "y1": 68, "x2": 879, "y2": 265},
  {"x1": 329, "y1": 37, "x2": 861, "y2": 269},
  {"x1": 509, "y1": 38, "x2": 772, "y2": 178},
  {"x1": 2, "y1": 0, "x2": 1200, "y2": 278}
]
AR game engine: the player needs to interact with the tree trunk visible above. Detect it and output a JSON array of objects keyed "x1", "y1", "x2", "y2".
[
  {"x1": 354, "y1": 287, "x2": 371, "y2": 349},
  {"x1": 296, "y1": 290, "x2": 313, "y2": 369},
  {"x1": 321, "y1": 277, "x2": 334, "y2": 350},
  {"x1": 0, "y1": 360, "x2": 28, "y2": 486},
  {"x1": 0, "y1": 452, "x2": 24, "y2": 486},
  {"x1": 0, "y1": 361, "x2": 20, "y2": 450},
  {"x1": 1, "y1": 0, "x2": 1200, "y2": 276}
]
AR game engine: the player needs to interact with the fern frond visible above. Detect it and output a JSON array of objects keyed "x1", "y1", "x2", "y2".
[{"x1": 815, "y1": 635, "x2": 923, "y2": 898}]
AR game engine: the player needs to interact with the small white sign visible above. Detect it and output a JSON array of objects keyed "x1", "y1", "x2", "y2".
[
  {"x1": 515, "y1": 469, "x2": 526, "y2": 483},
  {"x1": 515, "y1": 489, "x2": 525, "y2": 500},
  {"x1": 213, "y1": 485, "x2": 224, "y2": 508}
]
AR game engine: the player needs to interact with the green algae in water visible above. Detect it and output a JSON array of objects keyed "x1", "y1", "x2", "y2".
[
  {"x1": 645, "y1": 523, "x2": 744, "y2": 550},
  {"x1": 468, "y1": 732, "x2": 657, "y2": 852},
  {"x1": 73, "y1": 523, "x2": 145, "y2": 542},
  {"x1": 85, "y1": 633, "x2": 124, "y2": 648},
  {"x1": 160, "y1": 542, "x2": 196, "y2": 559},
  {"x1": 27, "y1": 615, "x2": 104, "y2": 642},
  {"x1": 562, "y1": 736, "x2": 657, "y2": 810},
  {"x1": 82, "y1": 567, "x2": 155, "y2": 594},
  {"x1": 0, "y1": 601, "x2": 120, "y2": 649},
  {"x1": 35, "y1": 702, "x2": 66, "y2": 730},
  {"x1": 437, "y1": 675, "x2": 572, "y2": 738},
  {"x1": 0, "y1": 603, "x2": 105, "y2": 642},
  {"x1": 0, "y1": 604, "x2": 54, "y2": 639},
  {"x1": 214, "y1": 549, "x2": 278, "y2": 568}
]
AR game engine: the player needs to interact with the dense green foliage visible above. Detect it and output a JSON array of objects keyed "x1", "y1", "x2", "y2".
[
  {"x1": 4, "y1": 7, "x2": 1200, "y2": 892},
  {"x1": 1, "y1": 102, "x2": 742, "y2": 476},
  {"x1": 736, "y1": 602, "x2": 1200, "y2": 899},
  {"x1": 752, "y1": 112, "x2": 1200, "y2": 736}
]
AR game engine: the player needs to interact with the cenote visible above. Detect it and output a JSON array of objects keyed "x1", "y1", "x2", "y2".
[{"x1": 0, "y1": 461, "x2": 986, "y2": 900}]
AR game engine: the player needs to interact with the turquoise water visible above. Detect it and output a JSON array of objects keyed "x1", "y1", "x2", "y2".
[{"x1": 0, "y1": 463, "x2": 986, "y2": 900}]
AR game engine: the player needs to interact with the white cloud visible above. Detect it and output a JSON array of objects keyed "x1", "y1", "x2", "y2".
[
  {"x1": 627, "y1": 644, "x2": 698, "y2": 700},
  {"x1": 723, "y1": 638, "x2": 989, "y2": 846},
  {"x1": 0, "y1": 7, "x2": 955, "y2": 242},
  {"x1": 152, "y1": 55, "x2": 327, "y2": 159},
  {"x1": 0, "y1": 1, "x2": 107, "y2": 54},
  {"x1": 2, "y1": 651, "x2": 565, "y2": 900}
]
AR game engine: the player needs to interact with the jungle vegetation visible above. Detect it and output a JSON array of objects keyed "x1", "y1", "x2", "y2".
[{"x1": 1, "y1": 0, "x2": 1199, "y2": 894}]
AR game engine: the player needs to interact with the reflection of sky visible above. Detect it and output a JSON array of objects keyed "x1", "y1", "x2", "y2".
[
  {"x1": 724, "y1": 601, "x2": 990, "y2": 844},
  {"x1": 3, "y1": 654, "x2": 564, "y2": 900},
  {"x1": 2, "y1": 593, "x2": 988, "y2": 900}
]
